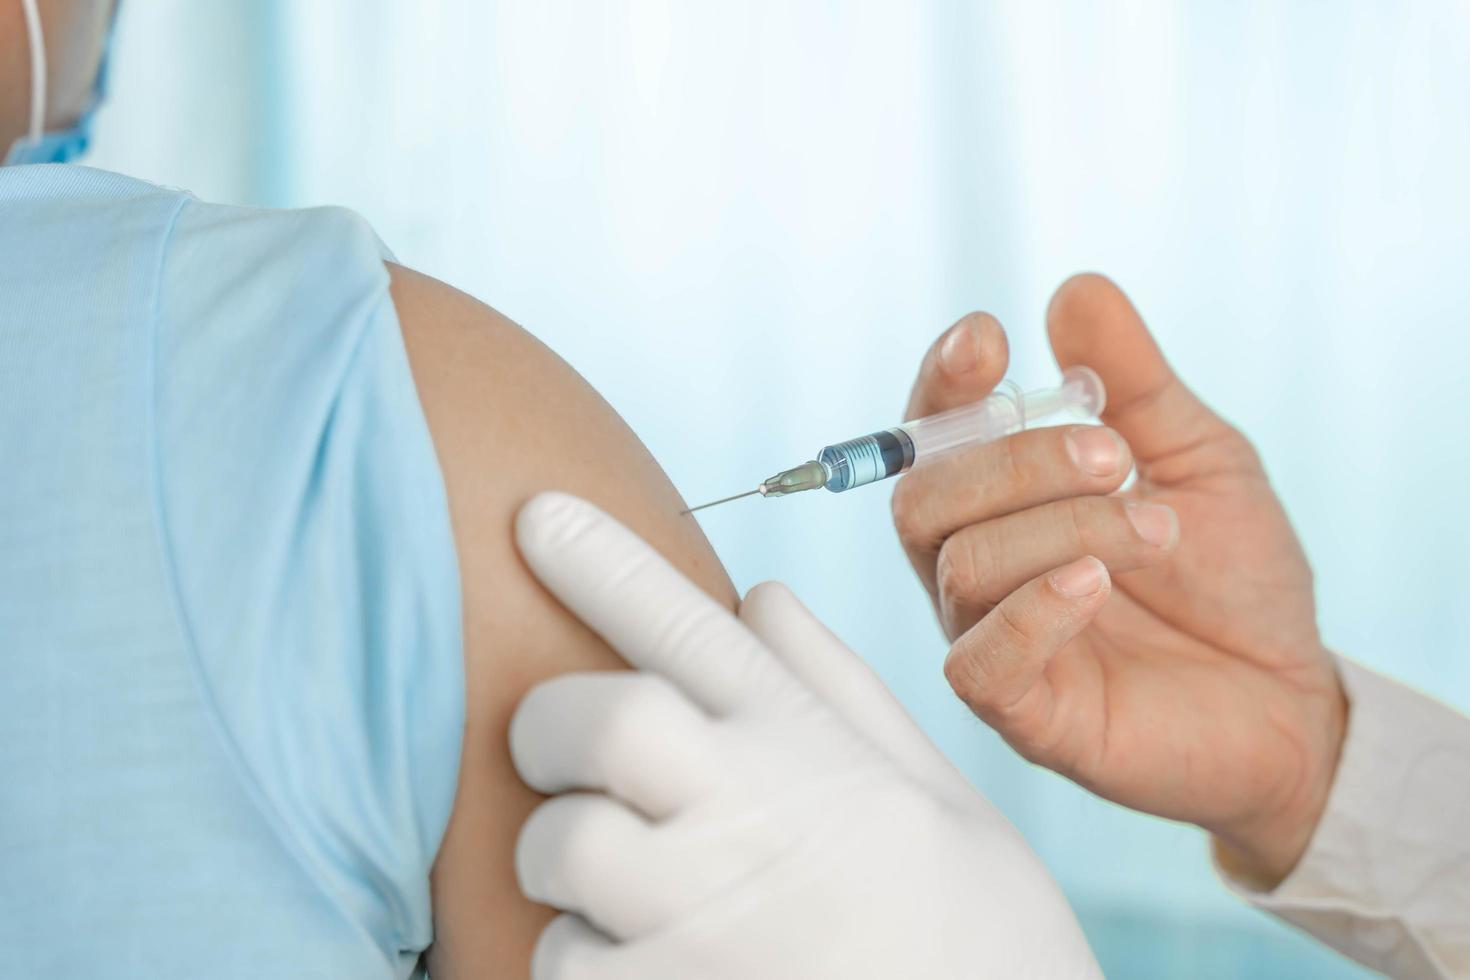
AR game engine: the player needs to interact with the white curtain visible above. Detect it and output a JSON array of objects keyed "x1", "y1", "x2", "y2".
[{"x1": 91, "y1": 3, "x2": 1470, "y2": 975}]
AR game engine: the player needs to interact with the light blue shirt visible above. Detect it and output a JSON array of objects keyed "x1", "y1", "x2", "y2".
[{"x1": 0, "y1": 166, "x2": 464, "y2": 978}]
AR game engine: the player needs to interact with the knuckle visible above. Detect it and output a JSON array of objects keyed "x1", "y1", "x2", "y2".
[
  {"x1": 935, "y1": 535, "x2": 981, "y2": 606},
  {"x1": 1061, "y1": 496, "x2": 1095, "y2": 550},
  {"x1": 943, "y1": 647, "x2": 986, "y2": 706},
  {"x1": 996, "y1": 435, "x2": 1032, "y2": 497},
  {"x1": 970, "y1": 609, "x2": 1041, "y2": 722},
  {"x1": 938, "y1": 529, "x2": 1009, "y2": 616},
  {"x1": 989, "y1": 597, "x2": 1038, "y2": 654},
  {"x1": 945, "y1": 642, "x2": 1008, "y2": 717},
  {"x1": 945, "y1": 599, "x2": 1038, "y2": 708}
]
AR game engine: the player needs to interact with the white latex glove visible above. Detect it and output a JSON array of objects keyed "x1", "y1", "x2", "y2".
[{"x1": 510, "y1": 492, "x2": 1102, "y2": 980}]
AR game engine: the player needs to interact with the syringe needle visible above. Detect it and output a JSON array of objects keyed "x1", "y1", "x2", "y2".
[{"x1": 680, "y1": 488, "x2": 760, "y2": 515}]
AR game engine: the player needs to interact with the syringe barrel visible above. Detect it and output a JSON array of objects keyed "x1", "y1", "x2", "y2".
[
  {"x1": 900, "y1": 380, "x2": 1025, "y2": 459},
  {"x1": 814, "y1": 366, "x2": 1105, "y2": 494},
  {"x1": 896, "y1": 366, "x2": 1106, "y2": 466},
  {"x1": 818, "y1": 428, "x2": 915, "y2": 493}
]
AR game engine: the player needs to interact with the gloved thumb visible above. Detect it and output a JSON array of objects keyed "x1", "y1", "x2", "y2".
[{"x1": 738, "y1": 581, "x2": 973, "y2": 802}]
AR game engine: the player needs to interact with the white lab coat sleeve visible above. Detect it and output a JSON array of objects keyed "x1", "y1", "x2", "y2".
[{"x1": 1215, "y1": 656, "x2": 1470, "y2": 978}]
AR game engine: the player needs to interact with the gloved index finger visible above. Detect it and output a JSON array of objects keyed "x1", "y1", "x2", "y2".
[{"x1": 516, "y1": 491, "x2": 786, "y2": 715}]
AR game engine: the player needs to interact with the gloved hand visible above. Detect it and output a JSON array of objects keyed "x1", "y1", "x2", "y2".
[
  {"x1": 891, "y1": 273, "x2": 1348, "y2": 887},
  {"x1": 510, "y1": 491, "x2": 1102, "y2": 980}
]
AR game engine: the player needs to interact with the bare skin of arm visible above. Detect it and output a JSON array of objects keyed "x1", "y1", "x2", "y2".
[{"x1": 387, "y1": 264, "x2": 737, "y2": 979}]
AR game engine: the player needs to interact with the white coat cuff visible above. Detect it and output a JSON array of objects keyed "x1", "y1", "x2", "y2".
[{"x1": 1214, "y1": 656, "x2": 1469, "y2": 979}]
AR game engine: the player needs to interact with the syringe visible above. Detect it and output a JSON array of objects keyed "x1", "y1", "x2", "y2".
[{"x1": 682, "y1": 366, "x2": 1106, "y2": 514}]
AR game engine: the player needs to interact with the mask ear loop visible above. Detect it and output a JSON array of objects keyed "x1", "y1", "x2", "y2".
[{"x1": 20, "y1": 0, "x2": 47, "y2": 144}]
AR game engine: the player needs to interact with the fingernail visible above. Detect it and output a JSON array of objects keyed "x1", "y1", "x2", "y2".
[
  {"x1": 1049, "y1": 556, "x2": 1107, "y2": 598},
  {"x1": 1126, "y1": 501, "x2": 1179, "y2": 549},
  {"x1": 939, "y1": 322, "x2": 980, "y2": 375},
  {"x1": 1065, "y1": 427, "x2": 1124, "y2": 477}
]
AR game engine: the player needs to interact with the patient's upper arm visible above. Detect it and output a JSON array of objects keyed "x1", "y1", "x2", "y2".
[{"x1": 387, "y1": 264, "x2": 736, "y2": 979}]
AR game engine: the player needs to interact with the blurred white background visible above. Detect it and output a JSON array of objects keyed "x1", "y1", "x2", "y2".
[{"x1": 89, "y1": 2, "x2": 1470, "y2": 975}]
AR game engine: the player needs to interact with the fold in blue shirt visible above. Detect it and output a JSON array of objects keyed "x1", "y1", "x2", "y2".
[{"x1": 0, "y1": 166, "x2": 464, "y2": 978}]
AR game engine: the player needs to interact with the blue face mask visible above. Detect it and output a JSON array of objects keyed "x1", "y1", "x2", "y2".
[{"x1": 4, "y1": 0, "x2": 119, "y2": 166}]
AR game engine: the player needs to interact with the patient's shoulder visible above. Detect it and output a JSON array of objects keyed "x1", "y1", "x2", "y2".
[
  {"x1": 387, "y1": 263, "x2": 735, "y2": 977},
  {"x1": 386, "y1": 262, "x2": 733, "y2": 646}
]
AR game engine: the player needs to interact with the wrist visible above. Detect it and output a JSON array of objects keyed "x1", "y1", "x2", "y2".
[{"x1": 1211, "y1": 664, "x2": 1350, "y2": 889}]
